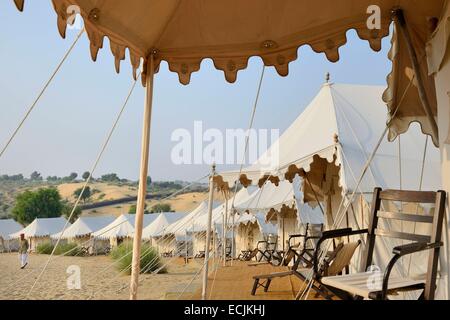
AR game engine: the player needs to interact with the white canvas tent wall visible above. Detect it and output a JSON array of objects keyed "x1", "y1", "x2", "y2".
[
  {"x1": 234, "y1": 177, "x2": 324, "y2": 251},
  {"x1": 186, "y1": 188, "x2": 256, "y2": 256},
  {"x1": 156, "y1": 201, "x2": 219, "y2": 257},
  {"x1": 92, "y1": 214, "x2": 157, "y2": 248},
  {"x1": 424, "y1": 1, "x2": 450, "y2": 300},
  {"x1": 0, "y1": 219, "x2": 22, "y2": 252},
  {"x1": 235, "y1": 213, "x2": 278, "y2": 257},
  {"x1": 50, "y1": 216, "x2": 115, "y2": 254},
  {"x1": 51, "y1": 216, "x2": 115, "y2": 239},
  {"x1": 9, "y1": 217, "x2": 70, "y2": 252},
  {"x1": 141, "y1": 212, "x2": 185, "y2": 247}
]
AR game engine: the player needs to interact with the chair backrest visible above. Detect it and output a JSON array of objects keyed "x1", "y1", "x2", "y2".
[
  {"x1": 326, "y1": 241, "x2": 361, "y2": 276},
  {"x1": 364, "y1": 188, "x2": 446, "y2": 300},
  {"x1": 247, "y1": 248, "x2": 259, "y2": 259}
]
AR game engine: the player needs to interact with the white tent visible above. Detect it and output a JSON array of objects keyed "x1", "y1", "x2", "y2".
[
  {"x1": 188, "y1": 187, "x2": 257, "y2": 234},
  {"x1": 9, "y1": 217, "x2": 70, "y2": 252},
  {"x1": 155, "y1": 201, "x2": 221, "y2": 257},
  {"x1": 10, "y1": 217, "x2": 69, "y2": 239},
  {"x1": 235, "y1": 178, "x2": 324, "y2": 225},
  {"x1": 0, "y1": 219, "x2": 23, "y2": 252},
  {"x1": 219, "y1": 82, "x2": 444, "y2": 298},
  {"x1": 218, "y1": 83, "x2": 441, "y2": 195},
  {"x1": 141, "y1": 212, "x2": 185, "y2": 239},
  {"x1": 235, "y1": 212, "x2": 278, "y2": 256},
  {"x1": 51, "y1": 216, "x2": 116, "y2": 240},
  {"x1": 0, "y1": 219, "x2": 22, "y2": 240},
  {"x1": 92, "y1": 214, "x2": 157, "y2": 240},
  {"x1": 162, "y1": 201, "x2": 220, "y2": 240}
]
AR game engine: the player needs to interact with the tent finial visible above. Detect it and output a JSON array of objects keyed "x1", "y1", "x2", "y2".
[{"x1": 325, "y1": 72, "x2": 330, "y2": 83}]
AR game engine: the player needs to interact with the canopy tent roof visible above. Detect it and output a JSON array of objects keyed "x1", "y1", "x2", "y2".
[
  {"x1": 141, "y1": 212, "x2": 185, "y2": 239},
  {"x1": 10, "y1": 217, "x2": 70, "y2": 238},
  {"x1": 217, "y1": 83, "x2": 441, "y2": 197},
  {"x1": 235, "y1": 177, "x2": 324, "y2": 225},
  {"x1": 161, "y1": 200, "x2": 220, "y2": 240},
  {"x1": 253, "y1": 213, "x2": 278, "y2": 236},
  {"x1": 51, "y1": 216, "x2": 115, "y2": 239},
  {"x1": 13, "y1": 1, "x2": 445, "y2": 145},
  {"x1": 0, "y1": 219, "x2": 23, "y2": 240},
  {"x1": 92, "y1": 214, "x2": 157, "y2": 239},
  {"x1": 187, "y1": 187, "x2": 257, "y2": 233},
  {"x1": 215, "y1": 212, "x2": 277, "y2": 239}
]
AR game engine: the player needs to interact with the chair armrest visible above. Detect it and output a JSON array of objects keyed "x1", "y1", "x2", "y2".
[
  {"x1": 313, "y1": 228, "x2": 368, "y2": 277},
  {"x1": 321, "y1": 228, "x2": 368, "y2": 239},
  {"x1": 289, "y1": 234, "x2": 306, "y2": 239},
  {"x1": 392, "y1": 242, "x2": 443, "y2": 256},
  {"x1": 380, "y1": 241, "x2": 443, "y2": 299}
]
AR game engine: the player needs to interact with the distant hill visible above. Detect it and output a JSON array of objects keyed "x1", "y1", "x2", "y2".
[{"x1": 0, "y1": 176, "x2": 209, "y2": 219}]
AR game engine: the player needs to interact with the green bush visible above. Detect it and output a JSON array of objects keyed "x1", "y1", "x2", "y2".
[
  {"x1": 110, "y1": 243, "x2": 166, "y2": 275},
  {"x1": 36, "y1": 242, "x2": 82, "y2": 256},
  {"x1": 54, "y1": 243, "x2": 82, "y2": 256},
  {"x1": 36, "y1": 242, "x2": 54, "y2": 255}
]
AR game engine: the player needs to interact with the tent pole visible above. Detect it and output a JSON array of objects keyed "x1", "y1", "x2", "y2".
[
  {"x1": 201, "y1": 164, "x2": 216, "y2": 300},
  {"x1": 231, "y1": 209, "x2": 235, "y2": 266},
  {"x1": 130, "y1": 55, "x2": 155, "y2": 300},
  {"x1": 392, "y1": 9, "x2": 439, "y2": 141},
  {"x1": 223, "y1": 191, "x2": 228, "y2": 266}
]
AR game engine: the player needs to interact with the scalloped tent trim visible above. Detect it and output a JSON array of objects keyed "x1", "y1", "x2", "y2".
[{"x1": 12, "y1": 1, "x2": 442, "y2": 145}]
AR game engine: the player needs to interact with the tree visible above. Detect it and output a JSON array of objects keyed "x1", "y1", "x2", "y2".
[
  {"x1": 82, "y1": 171, "x2": 90, "y2": 181},
  {"x1": 73, "y1": 186, "x2": 92, "y2": 203},
  {"x1": 147, "y1": 176, "x2": 152, "y2": 185},
  {"x1": 61, "y1": 202, "x2": 82, "y2": 223},
  {"x1": 128, "y1": 203, "x2": 147, "y2": 214},
  {"x1": 30, "y1": 171, "x2": 43, "y2": 181},
  {"x1": 12, "y1": 188, "x2": 63, "y2": 225},
  {"x1": 101, "y1": 173, "x2": 120, "y2": 182},
  {"x1": 150, "y1": 203, "x2": 173, "y2": 213},
  {"x1": 128, "y1": 205, "x2": 137, "y2": 214},
  {"x1": 69, "y1": 172, "x2": 78, "y2": 181}
]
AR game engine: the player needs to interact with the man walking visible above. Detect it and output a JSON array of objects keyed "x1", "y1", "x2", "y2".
[{"x1": 18, "y1": 233, "x2": 29, "y2": 269}]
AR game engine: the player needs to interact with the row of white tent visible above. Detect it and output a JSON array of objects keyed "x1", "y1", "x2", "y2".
[{"x1": 0, "y1": 192, "x2": 285, "y2": 255}]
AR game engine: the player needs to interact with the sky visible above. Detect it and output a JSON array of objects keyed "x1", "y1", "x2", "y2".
[{"x1": 0, "y1": 2, "x2": 392, "y2": 182}]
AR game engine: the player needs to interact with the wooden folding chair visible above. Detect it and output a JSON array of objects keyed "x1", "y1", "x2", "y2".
[
  {"x1": 251, "y1": 227, "x2": 364, "y2": 298},
  {"x1": 239, "y1": 241, "x2": 269, "y2": 262},
  {"x1": 320, "y1": 188, "x2": 446, "y2": 300}
]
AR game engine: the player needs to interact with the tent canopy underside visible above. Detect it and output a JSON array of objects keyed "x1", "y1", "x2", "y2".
[{"x1": 13, "y1": 0, "x2": 445, "y2": 145}]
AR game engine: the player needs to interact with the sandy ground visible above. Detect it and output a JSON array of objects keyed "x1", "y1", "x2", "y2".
[{"x1": 0, "y1": 253, "x2": 202, "y2": 300}]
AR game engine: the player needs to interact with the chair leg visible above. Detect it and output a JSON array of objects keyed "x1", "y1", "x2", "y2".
[
  {"x1": 264, "y1": 279, "x2": 272, "y2": 292},
  {"x1": 251, "y1": 278, "x2": 272, "y2": 295},
  {"x1": 251, "y1": 279, "x2": 259, "y2": 295}
]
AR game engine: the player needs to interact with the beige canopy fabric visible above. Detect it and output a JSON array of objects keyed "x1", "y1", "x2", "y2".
[{"x1": 13, "y1": 1, "x2": 445, "y2": 144}]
